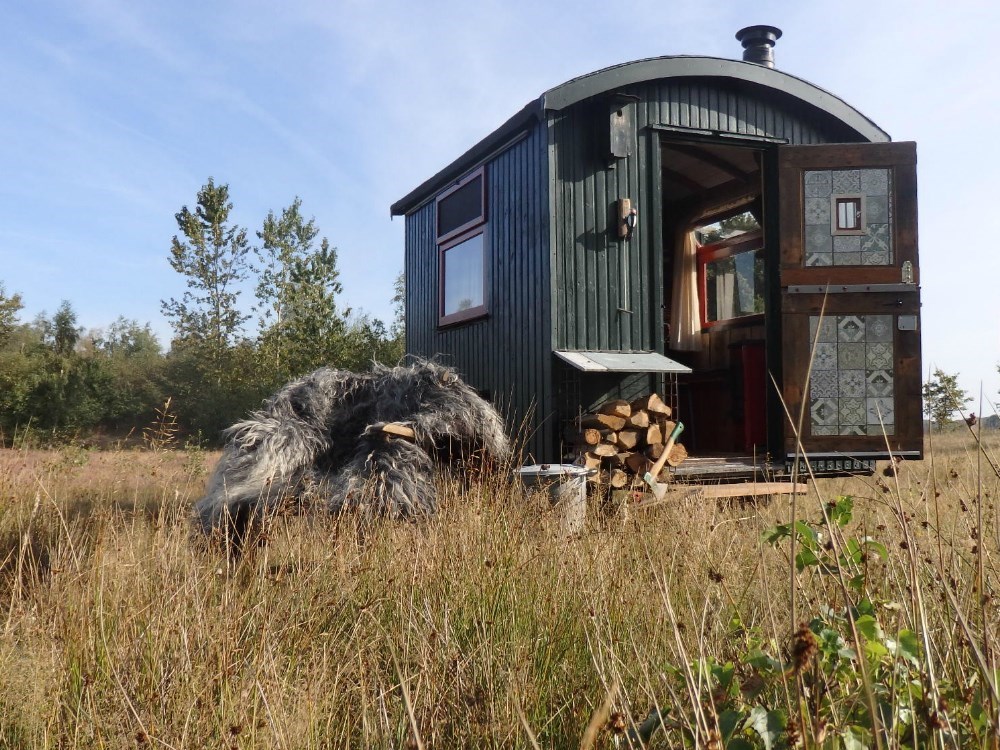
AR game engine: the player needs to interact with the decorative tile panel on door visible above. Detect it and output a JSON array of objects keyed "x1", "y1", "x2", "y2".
[
  {"x1": 808, "y1": 314, "x2": 894, "y2": 436},
  {"x1": 803, "y1": 168, "x2": 893, "y2": 267}
]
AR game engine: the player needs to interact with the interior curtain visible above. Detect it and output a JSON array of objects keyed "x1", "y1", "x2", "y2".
[{"x1": 669, "y1": 227, "x2": 702, "y2": 351}]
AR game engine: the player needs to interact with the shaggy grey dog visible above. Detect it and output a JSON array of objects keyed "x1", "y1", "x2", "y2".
[{"x1": 194, "y1": 359, "x2": 510, "y2": 549}]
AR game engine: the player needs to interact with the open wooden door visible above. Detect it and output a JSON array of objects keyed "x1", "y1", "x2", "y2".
[{"x1": 773, "y1": 142, "x2": 922, "y2": 467}]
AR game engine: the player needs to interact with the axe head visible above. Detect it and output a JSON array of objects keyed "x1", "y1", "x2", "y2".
[{"x1": 642, "y1": 471, "x2": 670, "y2": 501}]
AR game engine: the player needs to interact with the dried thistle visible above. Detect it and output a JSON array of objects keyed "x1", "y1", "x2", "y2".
[{"x1": 791, "y1": 624, "x2": 818, "y2": 674}]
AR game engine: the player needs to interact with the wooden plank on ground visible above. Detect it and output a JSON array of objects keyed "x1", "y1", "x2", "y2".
[
  {"x1": 697, "y1": 482, "x2": 809, "y2": 499},
  {"x1": 632, "y1": 482, "x2": 809, "y2": 508}
]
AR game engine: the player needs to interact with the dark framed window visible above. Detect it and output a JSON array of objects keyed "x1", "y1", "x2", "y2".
[
  {"x1": 697, "y1": 230, "x2": 765, "y2": 329},
  {"x1": 439, "y1": 230, "x2": 487, "y2": 325},
  {"x1": 436, "y1": 167, "x2": 486, "y2": 243},
  {"x1": 437, "y1": 167, "x2": 488, "y2": 326}
]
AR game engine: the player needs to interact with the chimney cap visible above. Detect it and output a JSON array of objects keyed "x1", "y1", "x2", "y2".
[{"x1": 735, "y1": 25, "x2": 783, "y2": 68}]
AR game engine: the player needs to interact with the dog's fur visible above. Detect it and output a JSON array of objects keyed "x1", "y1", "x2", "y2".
[{"x1": 194, "y1": 359, "x2": 510, "y2": 548}]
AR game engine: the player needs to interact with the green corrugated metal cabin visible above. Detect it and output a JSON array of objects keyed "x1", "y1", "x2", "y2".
[{"x1": 391, "y1": 26, "x2": 922, "y2": 476}]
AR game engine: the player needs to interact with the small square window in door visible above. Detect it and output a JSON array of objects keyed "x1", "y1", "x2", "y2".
[{"x1": 835, "y1": 197, "x2": 862, "y2": 231}]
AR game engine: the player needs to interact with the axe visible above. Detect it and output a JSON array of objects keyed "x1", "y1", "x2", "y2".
[{"x1": 642, "y1": 421, "x2": 684, "y2": 501}]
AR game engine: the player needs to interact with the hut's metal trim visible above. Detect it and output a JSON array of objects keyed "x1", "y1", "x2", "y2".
[
  {"x1": 555, "y1": 350, "x2": 692, "y2": 374},
  {"x1": 541, "y1": 56, "x2": 889, "y2": 142},
  {"x1": 390, "y1": 103, "x2": 541, "y2": 217},
  {"x1": 650, "y1": 123, "x2": 788, "y2": 145}
]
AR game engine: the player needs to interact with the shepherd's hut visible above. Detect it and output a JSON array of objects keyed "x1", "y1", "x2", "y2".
[{"x1": 390, "y1": 26, "x2": 921, "y2": 477}]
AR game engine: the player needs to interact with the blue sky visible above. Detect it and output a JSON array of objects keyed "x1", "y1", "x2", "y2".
[{"x1": 2, "y1": 0, "x2": 999, "y2": 406}]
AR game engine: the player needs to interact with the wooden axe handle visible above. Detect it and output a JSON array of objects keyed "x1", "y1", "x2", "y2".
[{"x1": 647, "y1": 422, "x2": 684, "y2": 480}]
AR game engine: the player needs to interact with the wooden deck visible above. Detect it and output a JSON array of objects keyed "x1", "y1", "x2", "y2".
[{"x1": 669, "y1": 454, "x2": 774, "y2": 482}]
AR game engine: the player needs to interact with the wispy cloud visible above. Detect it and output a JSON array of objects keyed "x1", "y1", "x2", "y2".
[{"x1": 0, "y1": 0, "x2": 997, "y2": 394}]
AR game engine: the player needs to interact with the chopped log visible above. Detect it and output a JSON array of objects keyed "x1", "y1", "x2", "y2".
[
  {"x1": 609, "y1": 469, "x2": 630, "y2": 488},
  {"x1": 601, "y1": 431, "x2": 619, "y2": 446},
  {"x1": 598, "y1": 399, "x2": 632, "y2": 419},
  {"x1": 588, "y1": 470, "x2": 606, "y2": 485},
  {"x1": 644, "y1": 423, "x2": 663, "y2": 446},
  {"x1": 615, "y1": 429, "x2": 640, "y2": 451},
  {"x1": 610, "y1": 451, "x2": 632, "y2": 469},
  {"x1": 590, "y1": 443, "x2": 618, "y2": 458},
  {"x1": 626, "y1": 452, "x2": 651, "y2": 474},
  {"x1": 565, "y1": 427, "x2": 601, "y2": 446},
  {"x1": 581, "y1": 452, "x2": 603, "y2": 470},
  {"x1": 666, "y1": 443, "x2": 688, "y2": 467},
  {"x1": 645, "y1": 443, "x2": 665, "y2": 461},
  {"x1": 631, "y1": 393, "x2": 671, "y2": 417},
  {"x1": 627, "y1": 410, "x2": 650, "y2": 429},
  {"x1": 580, "y1": 413, "x2": 627, "y2": 431}
]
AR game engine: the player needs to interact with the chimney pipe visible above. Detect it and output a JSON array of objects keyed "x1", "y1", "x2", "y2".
[{"x1": 735, "y1": 25, "x2": 782, "y2": 68}]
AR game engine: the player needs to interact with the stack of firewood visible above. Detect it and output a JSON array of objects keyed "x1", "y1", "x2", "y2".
[{"x1": 565, "y1": 393, "x2": 687, "y2": 488}]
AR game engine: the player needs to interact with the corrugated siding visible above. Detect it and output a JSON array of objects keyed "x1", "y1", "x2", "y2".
[
  {"x1": 551, "y1": 78, "x2": 857, "y2": 355},
  {"x1": 405, "y1": 124, "x2": 552, "y2": 461}
]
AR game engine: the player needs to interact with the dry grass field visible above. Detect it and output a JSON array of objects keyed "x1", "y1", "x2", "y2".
[{"x1": 1, "y1": 431, "x2": 999, "y2": 748}]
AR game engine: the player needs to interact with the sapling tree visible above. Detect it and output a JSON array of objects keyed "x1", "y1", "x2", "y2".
[
  {"x1": 161, "y1": 178, "x2": 251, "y2": 381},
  {"x1": 254, "y1": 198, "x2": 350, "y2": 384},
  {"x1": 922, "y1": 368, "x2": 972, "y2": 428},
  {"x1": 161, "y1": 179, "x2": 256, "y2": 436}
]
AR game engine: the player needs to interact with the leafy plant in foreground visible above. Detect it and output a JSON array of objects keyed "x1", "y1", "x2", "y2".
[{"x1": 646, "y1": 496, "x2": 993, "y2": 749}]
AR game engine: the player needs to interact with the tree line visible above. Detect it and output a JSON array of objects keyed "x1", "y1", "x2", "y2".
[{"x1": 0, "y1": 179, "x2": 404, "y2": 445}]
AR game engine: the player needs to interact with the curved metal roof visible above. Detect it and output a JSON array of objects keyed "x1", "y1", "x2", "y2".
[
  {"x1": 542, "y1": 56, "x2": 888, "y2": 140},
  {"x1": 391, "y1": 55, "x2": 889, "y2": 216}
]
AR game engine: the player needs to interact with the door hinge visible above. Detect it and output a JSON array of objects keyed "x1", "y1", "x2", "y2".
[{"x1": 787, "y1": 283, "x2": 916, "y2": 294}]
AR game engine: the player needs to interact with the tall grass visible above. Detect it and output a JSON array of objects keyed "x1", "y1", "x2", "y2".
[{"x1": 0, "y1": 433, "x2": 998, "y2": 748}]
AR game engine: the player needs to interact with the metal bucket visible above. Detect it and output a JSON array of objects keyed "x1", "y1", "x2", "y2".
[{"x1": 515, "y1": 463, "x2": 595, "y2": 535}]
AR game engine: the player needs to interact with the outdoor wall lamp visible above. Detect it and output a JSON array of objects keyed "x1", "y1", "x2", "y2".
[{"x1": 617, "y1": 198, "x2": 638, "y2": 240}]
